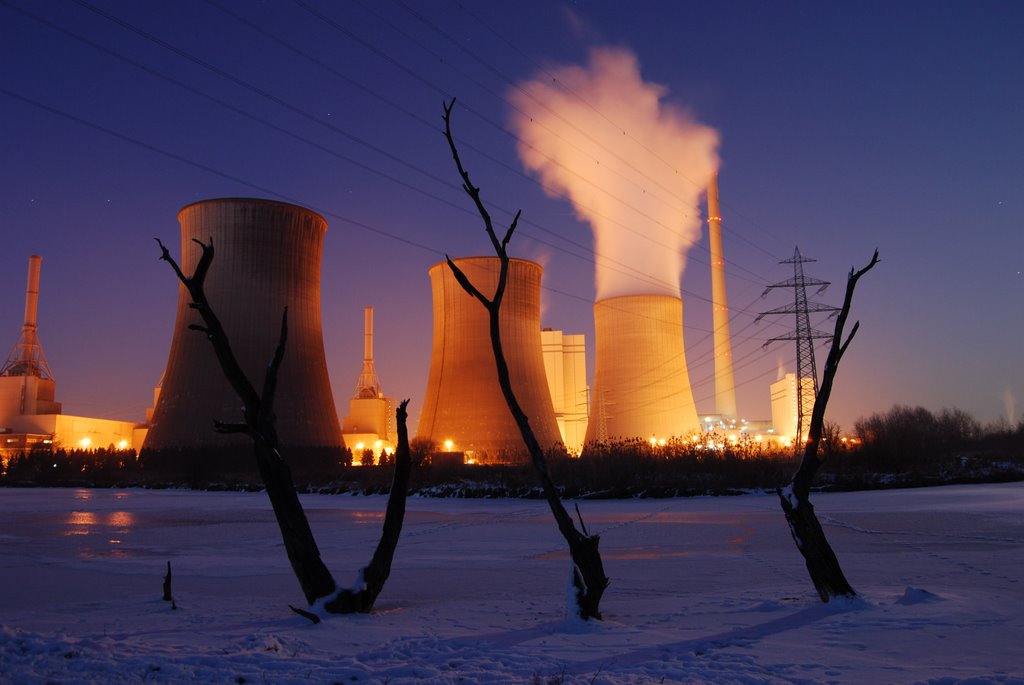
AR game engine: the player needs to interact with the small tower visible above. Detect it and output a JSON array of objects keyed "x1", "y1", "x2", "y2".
[
  {"x1": 0, "y1": 255, "x2": 62, "y2": 416},
  {"x1": 342, "y1": 306, "x2": 396, "y2": 462},
  {"x1": 2, "y1": 255, "x2": 53, "y2": 380}
]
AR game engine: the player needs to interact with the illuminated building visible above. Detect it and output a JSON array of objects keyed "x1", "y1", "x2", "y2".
[
  {"x1": 540, "y1": 329, "x2": 589, "y2": 455},
  {"x1": 416, "y1": 257, "x2": 562, "y2": 460},
  {"x1": 0, "y1": 255, "x2": 145, "y2": 460},
  {"x1": 142, "y1": 199, "x2": 344, "y2": 473},
  {"x1": 584, "y1": 295, "x2": 700, "y2": 445},
  {"x1": 770, "y1": 373, "x2": 816, "y2": 442},
  {"x1": 342, "y1": 306, "x2": 396, "y2": 464}
]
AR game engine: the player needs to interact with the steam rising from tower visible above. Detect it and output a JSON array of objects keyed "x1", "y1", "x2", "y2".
[
  {"x1": 511, "y1": 48, "x2": 716, "y2": 443},
  {"x1": 509, "y1": 47, "x2": 718, "y2": 299}
]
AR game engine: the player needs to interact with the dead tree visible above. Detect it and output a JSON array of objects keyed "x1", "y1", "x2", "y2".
[
  {"x1": 779, "y1": 249, "x2": 879, "y2": 602},
  {"x1": 441, "y1": 99, "x2": 609, "y2": 620},
  {"x1": 157, "y1": 238, "x2": 411, "y2": 616}
]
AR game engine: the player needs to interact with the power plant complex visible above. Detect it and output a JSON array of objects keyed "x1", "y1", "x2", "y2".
[{"x1": 3, "y1": 177, "x2": 805, "y2": 472}]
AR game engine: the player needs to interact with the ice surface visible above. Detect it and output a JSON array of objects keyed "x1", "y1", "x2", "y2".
[{"x1": 1, "y1": 484, "x2": 1023, "y2": 683}]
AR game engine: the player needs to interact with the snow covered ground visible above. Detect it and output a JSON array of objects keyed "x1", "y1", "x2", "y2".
[{"x1": 1, "y1": 484, "x2": 1022, "y2": 684}]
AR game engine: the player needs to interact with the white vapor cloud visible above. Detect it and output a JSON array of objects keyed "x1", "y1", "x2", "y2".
[{"x1": 510, "y1": 47, "x2": 719, "y2": 300}]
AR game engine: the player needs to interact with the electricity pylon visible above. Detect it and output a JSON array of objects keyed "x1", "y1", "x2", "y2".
[{"x1": 756, "y1": 247, "x2": 839, "y2": 450}]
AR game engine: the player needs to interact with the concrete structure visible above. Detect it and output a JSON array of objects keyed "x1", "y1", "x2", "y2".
[
  {"x1": 770, "y1": 373, "x2": 816, "y2": 443},
  {"x1": 417, "y1": 257, "x2": 562, "y2": 460},
  {"x1": 540, "y1": 329, "x2": 589, "y2": 455},
  {"x1": 584, "y1": 295, "x2": 701, "y2": 444},
  {"x1": 142, "y1": 199, "x2": 344, "y2": 472},
  {"x1": 342, "y1": 307, "x2": 397, "y2": 463},
  {"x1": 707, "y1": 173, "x2": 737, "y2": 420},
  {"x1": 1, "y1": 256, "x2": 147, "y2": 460}
]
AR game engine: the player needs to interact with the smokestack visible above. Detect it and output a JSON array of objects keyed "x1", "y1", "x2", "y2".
[
  {"x1": 364, "y1": 307, "x2": 373, "y2": 363},
  {"x1": 707, "y1": 173, "x2": 737, "y2": 419},
  {"x1": 354, "y1": 306, "x2": 381, "y2": 399},
  {"x1": 142, "y1": 198, "x2": 344, "y2": 473},
  {"x1": 584, "y1": 295, "x2": 700, "y2": 444},
  {"x1": 23, "y1": 255, "x2": 41, "y2": 334},
  {"x1": 1, "y1": 255, "x2": 54, "y2": 379},
  {"x1": 417, "y1": 257, "x2": 562, "y2": 458}
]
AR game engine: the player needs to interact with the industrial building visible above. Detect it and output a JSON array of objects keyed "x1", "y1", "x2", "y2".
[
  {"x1": 770, "y1": 373, "x2": 816, "y2": 444},
  {"x1": 0, "y1": 256, "x2": 145, "y2": 462},
  {"x1": 341, "y1": 306, "x2": 397, "y2": 464},
  {"x1": 141, "y1": 198, "x2": 344, "y2": 477},
  {"x1": 584, "y1": 294, "x2": 701, "y2": 445},
  {"x1": 417, "y1": 257, "x2": 563, "y2": 460},
  {"x1": 540, "y1": 328, "x2": 589, "y2": 455}
]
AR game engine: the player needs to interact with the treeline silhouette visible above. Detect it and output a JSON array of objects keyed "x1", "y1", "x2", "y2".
[{"x1": 2, "y1": 405, "x2": 1022, "y2": 494}]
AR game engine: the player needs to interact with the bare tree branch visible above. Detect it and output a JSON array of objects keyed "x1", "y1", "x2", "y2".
[
  {"x1": 441, "y1": 100, "x2": 608, "y2": 619},
  {"x1": 780, "y1": 249, "x2": 879, "y2": 602},
  {"x1": 156, "y1": 238, "x2": 414, "y2": 616}
]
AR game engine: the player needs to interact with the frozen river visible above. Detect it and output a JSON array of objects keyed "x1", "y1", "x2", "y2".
[{"x1": 1, "y1": 484, "x2": 1022, "y2": 683}]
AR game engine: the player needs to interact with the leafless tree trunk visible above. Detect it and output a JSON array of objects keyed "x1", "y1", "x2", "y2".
[
  {"x1": 441, "y1": 100, "x2": 608, "y2": 620},
  {"x1": 779, "y1": 250, "x2": 879, "y2": 602},
  {"x1": 157, "y1": 239, "x2": 411, "y2": 616}
]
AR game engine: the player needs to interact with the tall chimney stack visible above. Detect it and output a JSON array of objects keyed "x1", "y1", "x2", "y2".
[
  {"x1": 23, "y1": 255, "x2": 42, "y2": 335},
  {"x1": 708, "y1": 173, "x2": 737, "y2": 419},
  {"x1": 1, "y1": 254, "x2": 53, "y2": 379},
  {"x1": 363, "y1": 306, "x2": 374, "y2": 363},
  {"x1": 355, "y1": 306, "x2": 381, "y2": 399}
]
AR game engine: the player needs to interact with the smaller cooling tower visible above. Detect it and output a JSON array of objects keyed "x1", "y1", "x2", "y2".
[
  {"x1": 417, "y1": 257, "x2": 562, "y2": 458},
  {"x1": 584, "y1": 295, "x2": 700, "y2": 444},
  {"x1": 142, "y1": 198, "x2": 343, "y2": 478}
]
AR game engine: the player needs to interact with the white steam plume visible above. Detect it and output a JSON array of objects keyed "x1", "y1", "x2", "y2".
[
  {"x1": 1004, "y1": 385, "x2": 1017, "y2": 425},
  {"x1": 510, "y1": 47, "x2": 719, "y2": 300}
]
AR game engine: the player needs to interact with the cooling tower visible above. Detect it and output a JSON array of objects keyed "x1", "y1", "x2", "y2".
[
  {"x1": 584, "y1": 295, "x2": 700, "y2": 444},
  {"x1": 142, "y1": 198, "x2": 343, "y2": 477},
  {"x1": 417, "y1": 257, "x2": 562, "y2": 458}
]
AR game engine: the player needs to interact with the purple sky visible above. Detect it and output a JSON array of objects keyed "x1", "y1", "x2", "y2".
[{"x1": 2, "y1": 0, "x2": 1021, "y2": 434}]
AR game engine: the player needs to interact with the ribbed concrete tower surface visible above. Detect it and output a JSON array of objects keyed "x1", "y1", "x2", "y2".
[
  {"x1": 584, "y1": 295, "x2": 700, "y2": 445},
  {"x1": 417, "y1": 257, "x2": 562, "y2": 460},
  {"x1": 143, "y1": 199, "x2": 343, "y2": 478}
]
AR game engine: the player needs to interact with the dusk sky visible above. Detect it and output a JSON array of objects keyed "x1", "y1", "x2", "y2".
[{"x1": 2, "y1": 0, "x2": 1021, "y2": 435}]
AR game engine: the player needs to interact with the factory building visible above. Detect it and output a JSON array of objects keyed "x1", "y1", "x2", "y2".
[
  {"x1": 770, "y1": 373, "x2": 816, "y2": 444},
  {"x1": 1, "y1": 256, "x2": 145, "y2": 461},
  {"x1": 341, "y1": 306, "x2": 397, "y2": 464},
  {"x1": 141, "y1": 198, "x2": 344, "y2": 478},
  {"x1": 584, "y1": 295, "x2": 701, "y2": 445},
  {"x1": 540, "y1": 329, "x2": 589, "y2": 455},
  {"x1": 417, "y1": 257, "x2": 563, "y2": 461}
]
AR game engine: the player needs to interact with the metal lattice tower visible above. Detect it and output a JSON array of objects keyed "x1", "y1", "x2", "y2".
[
  {"x1": 756, "y1": 247, "x2": 839, "y2": 449},
  {"x1": 1, "y1": 255, "x2": 54, "y2": 380}
]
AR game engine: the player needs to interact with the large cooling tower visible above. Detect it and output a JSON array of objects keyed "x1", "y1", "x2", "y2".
[
  {"x1": 417, "y1": 257, "x2": 562, "y2": 457},
  {"x1": 142, "y1": 198, "x2": 343, "y2": 474},
  {"x1": 584, "y1": 295, "x2": 700, "y2": 444}
]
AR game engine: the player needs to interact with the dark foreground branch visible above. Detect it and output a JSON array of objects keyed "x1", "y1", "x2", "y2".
[
  {"x1": 442, "y1": 100, "x2": 608, "y2": 619},
  {"x1": 780, "y1": 249, "x2": 879, "y2": 602},
  {"x1": 156, "y1": 238, "x2": 411, "y2": 615}
]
